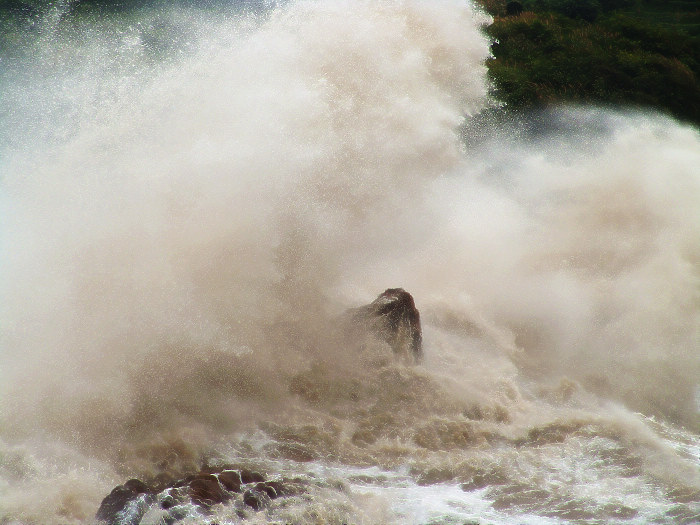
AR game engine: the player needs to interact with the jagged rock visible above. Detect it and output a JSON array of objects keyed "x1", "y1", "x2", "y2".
[
  {"x1": 350, "y1": 288, "x2": 422, "y2": 362},
  {"x1": 217, "y1": 470, "x2": 242, "y2": 492},
  {"x1": 95, "y1": 478, "x2": 153, "y2": 524},
  {"x1": 97, "y1": 288, "x2": 421, "y2": 522},
  {"x1": 159, "y1": 492, "x2": 177, "y2": 509},
  {"x1": 96, "y1": 467, "x2": 302, "y2": 523},
  {"x1": 255, "y1": 481, "x2": 285, "y2": 498},
  {"x1": 243, "y1": 488, "x2": 271, "y2": 510},
  {"x1": 189, "y1": 474, "x2": 232, "y2": 506},
  {"x1": 239, "y1": 469, "x2": 265, "y2": 484}
]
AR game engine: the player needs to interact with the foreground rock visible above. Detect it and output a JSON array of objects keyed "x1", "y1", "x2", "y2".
[
  {"x1": 349, "y1": 288, "x2": 423, "y2": 363},
  {"x1": 96, "y1": 479, "x2": 152, "y2": 523},
  {"x1": 96, "y1": 466, "x2": 302, "y2": 524},
  {"x1": 97, "y1": 289, "x2": 422, "y2": 523}
]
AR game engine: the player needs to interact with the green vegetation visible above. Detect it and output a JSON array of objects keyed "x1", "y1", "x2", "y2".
[
  {"x1": 482, "y1": 0, "x2": 700, "y2": 124},
  {"x1": 1, "y1": 1, "x2": 698, "y2": 124}
]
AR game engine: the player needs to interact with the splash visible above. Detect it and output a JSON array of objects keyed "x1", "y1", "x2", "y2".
[{"x1": 1, "y1": 1, "x2": 699, "y2": 523}]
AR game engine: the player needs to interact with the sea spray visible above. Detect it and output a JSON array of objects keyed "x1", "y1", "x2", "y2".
[{"x1": 1, "y1": 1, "x2": 699, "y2": 523}]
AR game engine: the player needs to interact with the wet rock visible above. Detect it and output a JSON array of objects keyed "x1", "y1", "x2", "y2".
[
  {"x1": 255, "y1": 481, "x2": 282, "y2": 498},
  {"x1": 243, "y1": 488, "x2": 271, "y2": 511},
  {"x1": 217, "y1": 470, "x2": 242, "y2": 492},
  {"x1": 123, "y1": 479, "x2": 150, "y2": 493},
  {"x1": 350, "y1": 288, "x2": 422, "y2": 362},
  {"x1": 96, "y1": 478, "x2": 153, "y2": 524},
  {"x1": 159, "y1": 493, "x2": 177, "y2": 509},
  {"x1": 172, "y1": 475, "x2": 196, "y2": 488},
  {"x1": 189, "y1": 474, "x2": 231, "y2": 506},
  {"x1": 97, "y1": 467, "x2": 301, "y2": 522},
  {"x1": 239, "y1": 469, "x2": 265, "y2": 484}
]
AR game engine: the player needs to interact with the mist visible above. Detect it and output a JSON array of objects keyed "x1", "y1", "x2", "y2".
[{"x1": 1, "y1": 1, "x2": 698, "y2": 523}]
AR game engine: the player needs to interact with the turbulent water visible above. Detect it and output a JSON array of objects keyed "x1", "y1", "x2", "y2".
[{"x1": 1, "y1": 0, "x2": 699, "y2": 523}]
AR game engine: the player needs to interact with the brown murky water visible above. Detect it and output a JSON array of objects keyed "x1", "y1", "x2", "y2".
[{"x1": 1, "y1": 1, "x2": 699, "y2": 523}]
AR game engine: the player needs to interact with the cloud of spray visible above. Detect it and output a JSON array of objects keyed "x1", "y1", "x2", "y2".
[
  {"x1": 0, "y1": 0, "x2": 491, "y2": 470},
  {"x1": 1, "y1": 0, "x2": 699, "y2": 522},
  {"x1": 383, "y1": 108, "x2": 700, "y2": 425}
]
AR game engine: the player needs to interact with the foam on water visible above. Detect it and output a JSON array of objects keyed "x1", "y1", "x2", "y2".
[{"x1": 1, "y1": 1, "x2": 699, "y2": 523}]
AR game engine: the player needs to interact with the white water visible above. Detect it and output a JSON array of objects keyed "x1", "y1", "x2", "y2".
[{"x1": 1, "y1": 1, "x2": 699, "y2": 523}]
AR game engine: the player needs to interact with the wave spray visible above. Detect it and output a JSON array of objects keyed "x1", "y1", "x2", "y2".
[{"x1": 1, "y1": 1, "x2": 699, "y2": 523}]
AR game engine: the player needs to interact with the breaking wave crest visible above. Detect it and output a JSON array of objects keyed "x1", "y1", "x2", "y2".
[{"x1": 0, "y1": 1, "x2": 698, "y2": 523}]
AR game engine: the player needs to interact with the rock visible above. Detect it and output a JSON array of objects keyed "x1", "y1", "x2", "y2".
[
  {"x1": 350, "y1": 288, "x2": 422, "y2": 362},
  {"x1": 243, "y1": 488, "x2": 271, "y2": 511},
  {"x1": 255, "y1": 481, "x2": 281, "y2": 498},
  {"x1": 239, "y1": 469, "x2": 265, "y2": 484},
  {"x1": 217, "y1": 470, "x2": 242, "y2": 492},
  {"x1": 97, "y1": 467, "x2": 301, "y2": 522},
  {"x1": 95, "y1": 478, "x2": 153, "y2": 524},
  {"x1": 159, "y1": 493, "x2": 177, "y2": 509},
  {"x1": 189, "y1": 474, "x2": 231, "y2": 506},
  {"x1": 96, "y1": 289, "x2": 421, "y2": 520}
]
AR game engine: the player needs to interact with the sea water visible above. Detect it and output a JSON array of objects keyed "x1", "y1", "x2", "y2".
[{"x1": 1, "y1": 1, "x2": 699, "y2": 523}]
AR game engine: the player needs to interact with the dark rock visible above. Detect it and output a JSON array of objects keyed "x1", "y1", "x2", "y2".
[
  {"x1": 172, "y1": 474, "x2": 196, "y2": 488},
  {"x1": 351, "y1": 288, "x2": 422, "y2": 362},
  {"x1": 189, "y1": 474, "x2": 231, "y2": 506},
  {"x1": 96, "y1": 478, "x2": 152, "y2": 524},
  {"x1": 97, "y1": 466, "x2": 305, "y2": 522},
  {"x1": 255, "y1": 481, "x2": 279, "y2": 499},
  {"x1": 217, "y1": 470, "x2": 242, "y2": 492},
  {"x1": 243, "y1": 488, "x2": 271, "y2": 511},
  {"x1": 239, "y1": 469, "x2": 265, "y2": 484},
  {"x1": 160, "y1": 494, "x2": 176, "y2": 509},
  {"x1": 122, "y1": 479, "x2": 150, "y2": 493}
]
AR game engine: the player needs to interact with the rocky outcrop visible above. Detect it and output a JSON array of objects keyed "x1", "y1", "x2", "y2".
[
  {"x1": 96, "y1": 289, "x2": 422, "y2": 523},
  {"x1": 96, "y1": 467, "x2": 302, "y2": 524},
  {"x1": 96, "y1": 479, "x2": 152, "y2": 523},
  {"x1": 349, "y1": 288, "x2": 422, "y2": 363}
]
